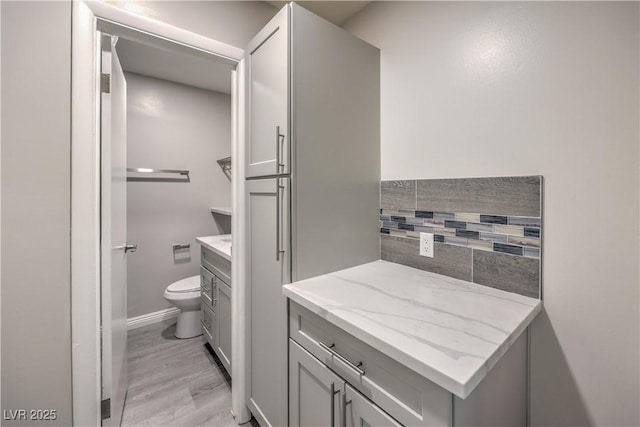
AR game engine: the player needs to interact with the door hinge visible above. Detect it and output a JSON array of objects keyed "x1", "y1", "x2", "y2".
[
  {"x1": 101, "y1": 398, "x2": 111, "y2": 420},
  {"x1": 101, "y1": 73, "x2": 111, "y2": 94}
]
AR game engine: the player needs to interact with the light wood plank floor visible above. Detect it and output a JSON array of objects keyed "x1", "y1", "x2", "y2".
[{"x1": 121, "y1": 321, "x2": 237, "y2": 427}]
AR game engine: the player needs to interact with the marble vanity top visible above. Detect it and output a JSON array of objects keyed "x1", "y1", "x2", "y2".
[
  {"x1": 283, "y1": 260, "x2": 541, "y2": 398},
  {"x1": 196, "y1": 234, "x2": 232, "y2": 261}
]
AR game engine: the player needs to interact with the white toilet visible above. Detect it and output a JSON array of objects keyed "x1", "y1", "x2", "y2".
[{"x1": 163, "y1": 275, "x2": 202, "y2": 339}]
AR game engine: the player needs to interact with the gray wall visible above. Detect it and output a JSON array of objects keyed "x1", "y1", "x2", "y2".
[
  {"x1": 344, "y1": 2, "x2": 639, "y2": 426},
  {"x1": 1, "y1": 2, "x2": 73, "y2": 425},
  {"x1": 0, "y1": 1, "x2": 276, "y2": 419},
  {"x1": 126, "y1": 72, "x2": 231, "y2": 318}
]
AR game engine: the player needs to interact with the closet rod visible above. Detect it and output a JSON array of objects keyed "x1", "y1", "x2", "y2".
[{"x1": 127, "y1": 168, "x2": 189, "y2": 176}]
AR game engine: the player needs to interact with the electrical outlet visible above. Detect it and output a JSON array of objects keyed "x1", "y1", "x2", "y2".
[{"x1": 420, "y1": 232, "x2": 434, "y2": 258}]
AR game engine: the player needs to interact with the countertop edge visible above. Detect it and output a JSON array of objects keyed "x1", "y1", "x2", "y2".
[
  {"x1": 282, "y1": 286, "x2": 467, "y2": 396},
  {"x1": 283, "y1": 269, "x2": 543, "y2": 399},
  {"x1": 459, "y1": 300, "x2": 542, "y2": 397},
  {"x1": 196, "y1": 235, "x2": 232, "y2": 261}
]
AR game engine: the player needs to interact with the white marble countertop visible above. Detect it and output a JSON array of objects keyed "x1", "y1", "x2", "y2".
[
  {"x1": 210, "y1": 207, "x2": 232, "y2": 216},
  {"x1": 196, "y1": 234, "x2": 231, "y2": 261},
  {"x1": 283, "y1": 260, "x2": 542, "y2": 398}
]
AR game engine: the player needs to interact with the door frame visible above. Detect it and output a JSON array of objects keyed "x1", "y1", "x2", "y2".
[{"x1": 70, "y1": 2, "x2": 246, "y2": 425}]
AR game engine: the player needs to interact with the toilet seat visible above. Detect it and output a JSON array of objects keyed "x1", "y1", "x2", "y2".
[{"x1": 166, "y1": 275, "x2": 200, "y2": 293}]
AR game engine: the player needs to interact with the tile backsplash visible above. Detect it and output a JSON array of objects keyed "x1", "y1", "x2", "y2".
[{"x1": 380, "y1": 176, "x2": 542, "y2": 299}]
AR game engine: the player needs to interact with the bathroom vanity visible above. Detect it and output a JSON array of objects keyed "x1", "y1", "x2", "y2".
[
  {"x1": 284, "y1": 260, "x2": 542, "y2": 426},
  {"x1": 197, "y1": 235, "x2": 232, "y2": 374}
]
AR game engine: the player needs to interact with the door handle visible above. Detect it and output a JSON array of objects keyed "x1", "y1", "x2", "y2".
[{"x1": 114, "y1": 243, "x2": 137, "y2": 253}]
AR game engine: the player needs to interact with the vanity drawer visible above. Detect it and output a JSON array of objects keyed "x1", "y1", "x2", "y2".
[
  {"x1": 201, "y1": 302, "x2": 215, "y2": 345},
  {"x1": 201, "y1": 246, "x2": 231, "y2": 286},
  {"x1": 200, "y1": 266, "x2": 216, "y2": 309},
  {"x1": 289, "y1": 301, "x2": 450, "y2": 427}
]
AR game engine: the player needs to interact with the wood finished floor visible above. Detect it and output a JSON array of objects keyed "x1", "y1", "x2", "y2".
[{"x1": 121, "y1": 321, "x2": 238, "y2": 427}]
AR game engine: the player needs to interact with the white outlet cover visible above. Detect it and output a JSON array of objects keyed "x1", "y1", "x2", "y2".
[{"x1": 420, "y1": 232, "x2": 434, "y2": 258}]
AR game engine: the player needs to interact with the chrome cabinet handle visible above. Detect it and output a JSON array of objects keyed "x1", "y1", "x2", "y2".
[
  {"x1": 211, "y1": 276, "x2": 217, "y2": 307},
  {"x1": 341, "y1": 390, "x2": 352, "y2": 427},
  {"x1": 275, "y1": 179, "x2": 285, "y2": 261},
  {"x1": 330, "y1": 382, "x2": 341, "y2": 427},
  {"x1": 276, "y1": 125, "x2": 285, "y2": 173},
  {"x1": 319, "y1": 342, "x2": 365, "y2": 376},
  {"x1": 114, "y1": 243, "x2": 137, "y2": 253}
]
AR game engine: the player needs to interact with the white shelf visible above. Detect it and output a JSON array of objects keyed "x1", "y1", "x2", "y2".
[{"x1": 210, "y1": 207, "x2": 232, "y2": 216}]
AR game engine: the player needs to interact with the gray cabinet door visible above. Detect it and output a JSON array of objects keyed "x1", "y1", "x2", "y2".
[
  {"x1": 290, "y1": 339, "x2": 343, "y2": 427},
  {"x1": 345, "y1": 384, "x2": 402, "y2": 427},
  {"x1": 247, "y1": 177, "x2": 289, "y2": 427},
  {"x1": 215, "y1": 278, "x2": 232, "y2": 374},
  {"x1": 245, "y1": 6, "x2": 289, "y2": 178}
]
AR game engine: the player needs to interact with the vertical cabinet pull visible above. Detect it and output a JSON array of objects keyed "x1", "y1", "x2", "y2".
[
  {"x1": 276, "y1": 125, "x2": 285, "y2": 173},
  {"x1": 211, "y1": 276, "x2": 217, "y2": 307},
  {"x1": 341, "y1": 390, "x2": 352, "y2": 427},
  {"x1": 275, "y1": 179, "x2": 285, "y2": 261},
  {"x1": 330, "y1": 382, "x2": 341, "y2": 427},
  {"x1": 330, "y1": 382, "x2": 336, "y2": 427}
]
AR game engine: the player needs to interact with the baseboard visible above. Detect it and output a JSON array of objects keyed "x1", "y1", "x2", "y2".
[{"x1": 127, "y1": 307, "x2": 180, "y2": 331}]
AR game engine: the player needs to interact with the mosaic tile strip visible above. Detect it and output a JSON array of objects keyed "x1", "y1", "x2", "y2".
[
  {"x1": 379, "y1": 208, "x2": 541, "y2": 259},
  {"x1": 380, "y1": 176, "x2": 543, "y2": 299}
]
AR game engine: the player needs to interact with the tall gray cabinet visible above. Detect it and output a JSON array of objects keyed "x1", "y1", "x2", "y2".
[{"x1": 244, "y1": 4, "x2": 380, "y2": 427}]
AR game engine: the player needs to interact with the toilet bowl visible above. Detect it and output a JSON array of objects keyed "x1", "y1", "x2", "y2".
[{"x1": 163, "y1": 275, "x2": 202, "y2": 339}]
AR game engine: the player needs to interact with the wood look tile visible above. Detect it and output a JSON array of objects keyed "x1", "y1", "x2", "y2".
[
  {"x1": 121, "y1": 322, "x2": 235, "y2": 427},
  {"x1": 416, "y1": 176, "x2": 542, "y2": 217},
  {"x1": 381, "y1": 180, "x2": 416, "y2": 209},
  {"x1": 473, "y1": 250, "x2": 540, "y2": 298},
  {"x1": 381, "y1": 235, "x2": 472, "y2": 281}
]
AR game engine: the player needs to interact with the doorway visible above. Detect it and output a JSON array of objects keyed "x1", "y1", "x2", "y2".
[
  {"x1": 70, "y1": 3, "x2": 244, "y2": 425},
  {"x1": 101, "y1": 32, "x2": 236, "y2": 426}
]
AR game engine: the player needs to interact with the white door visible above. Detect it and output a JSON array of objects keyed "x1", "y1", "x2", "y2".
[{"x1": 101, "y1": 34, "x2": 129, "y2": 427}]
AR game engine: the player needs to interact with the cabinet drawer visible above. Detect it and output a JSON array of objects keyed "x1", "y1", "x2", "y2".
[
  {"x1": 200, "y1": 266, "x2": 215, "y2": 308},
  {"x1": 201, "y1": 246, "x2": 231, "y2": 286},
  {"x1": 289, "y1": 301, "x2": 450, "y2": 427},
  {"x1": 201, "y1": 303, "x2": 215, "y2": 346}
]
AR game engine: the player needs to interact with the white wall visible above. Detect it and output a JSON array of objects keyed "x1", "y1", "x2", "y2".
[
  {"x1": 1, "y1": 1, "x2": 277, "y2": 419},
  {"x1": 126, "y1": 72, "x2": 231, "y2": 318},
  {"x1": 1, "y1": 2, "x2": 73, "y2": 425},
  {"x1": 344, "y1": 2, "x2": 639, "y2": 426},
  {"x1": 105, "y1": 0, "x2": 277, "y2": 49}
]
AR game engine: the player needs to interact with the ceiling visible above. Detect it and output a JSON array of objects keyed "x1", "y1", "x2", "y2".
[
  {"x1": 115, "y1": 2, "x2": 372, "y2": 92},
  {"x1": 116, "y1": 38, "x2": 233, "y2": 94},
  {"x1": 266, "y1": 1, "x2": 371, "y2": 26}
]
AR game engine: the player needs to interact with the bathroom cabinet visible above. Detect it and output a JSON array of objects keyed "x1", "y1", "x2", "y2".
[
  {"x1": 199, "y1": 245, "x2": 232, "y2": 375},
  {"x1": 288, "y1": 300, "x2": 530, "y2": 427}
]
